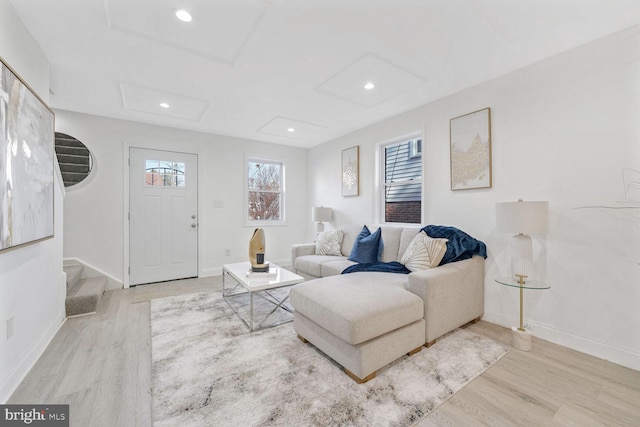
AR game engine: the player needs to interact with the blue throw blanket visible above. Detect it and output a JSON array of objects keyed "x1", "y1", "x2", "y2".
[
  {"x1": 422, "y1": 225, "x2": 487, "y2": 265},
  {"x1": 342, "y1": 261, "x2": 410, "y2": 275}
]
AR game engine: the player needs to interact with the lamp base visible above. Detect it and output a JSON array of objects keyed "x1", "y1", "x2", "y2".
[
  {"x1": 511, "y1": 326, "x2": 532, "y2": 351},
  {"x1": 511, "y1": 233, "x2": 533, "y2": 281},
  {"x1": 251, "y1": 263, "x2": 270, "y2": 273},
  {"x1": 315, "y1": 222, "x2": 325, "y2": 233}
]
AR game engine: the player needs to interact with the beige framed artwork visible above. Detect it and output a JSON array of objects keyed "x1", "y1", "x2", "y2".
[
  {"x1": 450, "y1": 108, "x2": 492, "y2": 190},
  {"x1": 342, "y1": 146, "x2": 359, "y2": 196}
]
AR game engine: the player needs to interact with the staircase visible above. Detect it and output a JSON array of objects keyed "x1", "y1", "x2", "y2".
[{"x1": 64, "y1": 264, "x2": 107, "y2": 316}]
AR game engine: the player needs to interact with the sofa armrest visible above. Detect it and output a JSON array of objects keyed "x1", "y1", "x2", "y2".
[
  {"x1": 406, "y1": 255, "x2": 485, "y2": 343},
  {"x1": 291, "y1": 243, "x2": 316, "y2": 272}
]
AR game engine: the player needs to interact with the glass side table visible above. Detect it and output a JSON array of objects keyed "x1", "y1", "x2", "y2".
[{"x1": 495, "y1": 275, "x2": 550, "y2": 351}]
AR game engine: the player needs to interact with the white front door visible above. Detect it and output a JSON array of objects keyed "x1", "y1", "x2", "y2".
[{"x1": 129, "y1": 148, "x2": 198, "y2": 286}]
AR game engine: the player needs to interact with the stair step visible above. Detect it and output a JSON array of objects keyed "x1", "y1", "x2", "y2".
[
  {"x1": 64, "y1": 264, "x2": 84, "y2": 293},
  {"x1": 65, "y1": 276, "x2": 107, "y2": 317}
]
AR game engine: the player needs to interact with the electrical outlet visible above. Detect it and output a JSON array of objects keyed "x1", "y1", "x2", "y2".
[
  {"x1": 6, "y1": 317, "x2": 14, "y2": 340},
  {"x1": 225, "y1": 249, "x2": 231, "y2": 256}
]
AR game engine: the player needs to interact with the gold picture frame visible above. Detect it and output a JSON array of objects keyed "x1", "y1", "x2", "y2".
[
  {"x1": 450, "y1": 107, "x2": 492, "y2": 190},
  {"x1": 342, "y1": 146, "x2": 359, "y2": 197},
  {"x1": 1, "y1": 56, "x2": 55, "y2": 251}
]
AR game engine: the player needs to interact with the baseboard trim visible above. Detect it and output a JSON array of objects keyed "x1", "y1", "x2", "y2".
[
  {"x1": 200, "y1": 267, "x2": 222, "y2": 277},
  {"x1": 63, "y1": 257, "x2": 123, "y2": 290},
  {"x1": 483, "y1": 310, "x2": 640, "y2": 371},
  {"x1": 0, "y1": 312, "x2": 66, "y2": 403},
  {"x1": 66, "y1": 312, "x2": 97, "y2": 319}
]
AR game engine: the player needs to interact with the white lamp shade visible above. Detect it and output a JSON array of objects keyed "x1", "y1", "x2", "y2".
[
  {"x1": 312, "y1": 206, "x2": 332, "y2": 223},
  {"x1": 496, "y1": 201, "x2": 548, "y2": 234}
]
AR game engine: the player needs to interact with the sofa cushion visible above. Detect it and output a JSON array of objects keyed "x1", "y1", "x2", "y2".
[
  {"x1": 348, "y1": 226, "x2": 383, "y2": 264},
  {"x1": 315, "y1": 229, "x2": 343, "y2": 256},
  {"x1": 397, "y1": 227, "x2": 422, "y2": 262},
  {"x1": 400, "y1": 231, "x2": 448, "y2": 271},
  {"x1": 376, "y1": 226, "x2": 405, "y2": 263},
  {"x1": 295, "y1": 254, "x2": 348, "y2": 277},
  {"x1": 321, "y1": 260, "x2": 357, "y2": 276},
  {"x1": 339, "y1": 224, "x2": 366, "y2": 256},
  {"x1": 339, "y1": 224, "x2": 420, "y2": 262},
  {"x1": 290, "y1": 273, "x2": 422, "y2": 345}
]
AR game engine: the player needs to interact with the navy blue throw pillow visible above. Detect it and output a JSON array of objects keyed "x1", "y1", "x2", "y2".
[{"x1": 348, "y1": 225, "x2": 383, "y2": 264}]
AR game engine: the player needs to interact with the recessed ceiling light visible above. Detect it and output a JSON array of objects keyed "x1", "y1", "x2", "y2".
[
  {"x1": 160, "y1": 102, "x2": 170, "y2": 108},
  {"x1": 287, "y1": 128, "x2": 295, "y2": 132},
  {"x1": 364, "y1": 82, "x2": 375, "y2": 90},
  {"x1": 175, "y1": 9, "x2": 192, "y2": 22}
]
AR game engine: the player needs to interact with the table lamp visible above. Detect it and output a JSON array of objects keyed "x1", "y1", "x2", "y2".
[
  {"x1": 312, "y1": 206, "x2": 332, "y2": 233},
  {"x1": 496, "y1": 199, "x2": 548, "y2": 282}
]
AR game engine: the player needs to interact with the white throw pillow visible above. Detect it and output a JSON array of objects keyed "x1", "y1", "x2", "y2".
[
  {"x1": 315, "y1": 229, "x2": 344, "y2": 256},
  {"x1": 400, "y1": 231, "x2": 448, "y2": 271}
]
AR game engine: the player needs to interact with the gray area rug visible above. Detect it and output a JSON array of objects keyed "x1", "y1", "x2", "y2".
[{"x1": 151, "y1": 290, "x2": 509, "y2": 427}]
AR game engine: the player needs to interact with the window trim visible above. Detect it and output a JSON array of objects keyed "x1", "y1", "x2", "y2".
[
  {"x1": 375, "y1": 132, "x2": 423, "y2": 225},
  {"x1": 244, "y1": 154, "x2": 286, "y2": 227},
  {"x1": 409, "y1": 138, "x2": 422, "y2": 159},
  {"x1": 54, "y1": 131, "x2": 96, "y2": 191}
]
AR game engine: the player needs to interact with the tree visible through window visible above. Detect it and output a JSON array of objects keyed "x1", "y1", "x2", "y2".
[
  {"x1": 247, "y1": 158, "x2": 283, "y2": 222},
  {"x1": 382, "y1": 137, "x2": 422, "y2": 223}
]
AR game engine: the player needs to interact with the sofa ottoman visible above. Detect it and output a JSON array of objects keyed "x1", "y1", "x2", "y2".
[{"x1": 290, "y1": 273, "x2": 426, "y2": 383}]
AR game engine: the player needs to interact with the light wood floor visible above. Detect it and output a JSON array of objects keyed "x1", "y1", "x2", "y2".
[{"x1": 9, "y1": 276, "x2": 640, "y2": 426}]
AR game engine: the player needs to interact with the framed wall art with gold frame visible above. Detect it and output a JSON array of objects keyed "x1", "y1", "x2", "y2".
[
  {"x1": 1, "y1": 56, "x2": 55, "y2": 251},
  {"x1": 341, "y1": 146, "x2": 359, "y2": 197},
  {"x1": 449, "y1": 108, "x2": 492, "y2": 191}
]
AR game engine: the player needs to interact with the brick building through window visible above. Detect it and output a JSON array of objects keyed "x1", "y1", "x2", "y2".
[{"x1": 382, "y1": 137, "x2": 422, "y2": 224}]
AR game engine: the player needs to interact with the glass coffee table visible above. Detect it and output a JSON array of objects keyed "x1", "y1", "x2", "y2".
[{"x1": 222, "y1": 261, "x2": 304, "y2": 332}]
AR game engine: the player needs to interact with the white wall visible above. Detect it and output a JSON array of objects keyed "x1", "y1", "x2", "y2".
[
  {"x1": 0, "y1": 0, "x2": 66, "y2": 402},
  {"x1": 308, "y1": 25, "x2": 640, "y2": 370},
  {"x1": 55, "y1": 111, "x2": 308, "y2": 285}
]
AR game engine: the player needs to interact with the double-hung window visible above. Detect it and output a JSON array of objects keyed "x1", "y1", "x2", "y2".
[
  {"x1": 246, "y1": 156, "x2": 285, "y2": 225},
  {"x1": 379, "y1": 135, "x2": 422, "y2": 224}
]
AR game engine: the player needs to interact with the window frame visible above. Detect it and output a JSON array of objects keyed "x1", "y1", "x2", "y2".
[
  {"x1": 375, "y1": 132, "x2": 424, "y2": 225},
  {"x1": 409, "y1": 138, "x2": 422, "y2": 159},
  {"x1": 244, "y1": 154, "x2": 286, "y2": 227}
]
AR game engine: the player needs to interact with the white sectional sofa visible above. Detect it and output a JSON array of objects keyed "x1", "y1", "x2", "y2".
[{"x1": 290, "y1": 224, "x2": 485, "y2": 383}]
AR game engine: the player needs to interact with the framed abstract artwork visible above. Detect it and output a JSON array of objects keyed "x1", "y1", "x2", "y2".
[
  {"x1": 342, "y1": 146, "x2": 359, "y2": 197},
  {"x1": 1, "y1": 57, "x2": 55, "y2": 251},
  {"x1": 450, "y1": 108, "x2": 492, "y2": 190}
]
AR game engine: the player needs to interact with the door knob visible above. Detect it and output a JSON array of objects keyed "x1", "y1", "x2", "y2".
[
  {"x1": 191, "y1": 223, "x2": 197, "y2": 228},
  {"x1": 191, "y1": 214, "x2": 196, "y2": 219}
]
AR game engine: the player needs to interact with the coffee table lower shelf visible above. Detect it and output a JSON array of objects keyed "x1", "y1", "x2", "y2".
[{"x1": 222, "y1": 262, "x2": 304, "y2": 332}]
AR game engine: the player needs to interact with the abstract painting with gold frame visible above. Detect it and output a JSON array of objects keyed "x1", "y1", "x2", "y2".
[
  {"x1": 449, "y1": 107, "x2": 492, "y2": 190},
  {"x1": 0, "y1": 56, "x2": 55, "y2": 251},
  {"x1": 342, "y1": 146, "x2": 359, "y2": 197}
]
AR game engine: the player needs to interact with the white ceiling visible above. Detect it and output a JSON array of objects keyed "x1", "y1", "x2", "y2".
[{"x1": 10, "y1": 0, "x2": 640, "y2": 148}]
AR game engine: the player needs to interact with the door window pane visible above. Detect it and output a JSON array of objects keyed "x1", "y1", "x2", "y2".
[{"x1": 145, "y1": 160, "x2": 186, "y2": 187}]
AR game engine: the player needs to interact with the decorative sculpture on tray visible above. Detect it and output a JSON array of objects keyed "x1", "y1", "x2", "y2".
[{"x1": 249, "y1": 228, "x2": 269, "y2": 272}]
